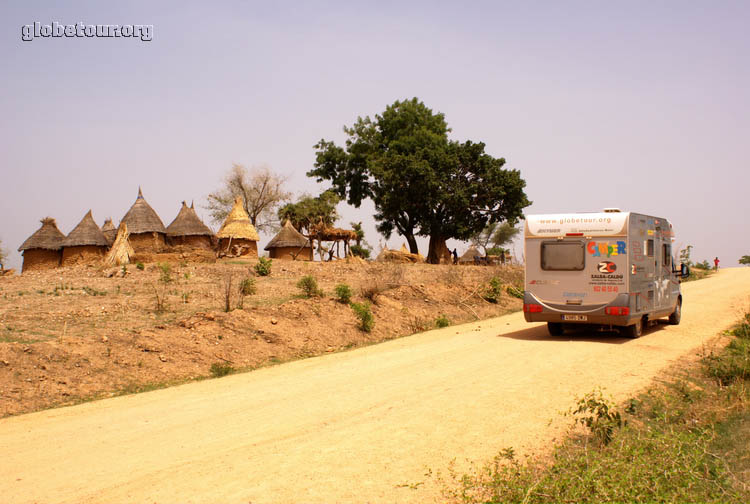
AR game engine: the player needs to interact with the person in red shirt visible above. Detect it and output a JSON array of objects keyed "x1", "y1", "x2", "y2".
[{"x1": 714, "y1": 257, "x2": 720, "y2": 270}]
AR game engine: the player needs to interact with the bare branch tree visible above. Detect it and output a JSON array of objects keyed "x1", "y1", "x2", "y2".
[
  {"x1": 205, "y1": 164, "x2": 292, "y2": 232},
  {"x1": 471, "y1": 221, "x2": 520, "y2": 255}
]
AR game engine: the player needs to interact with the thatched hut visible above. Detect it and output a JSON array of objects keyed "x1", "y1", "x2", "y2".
[
  {"x1": 61, "y1": 210, "x2": 109, "y2": 266},
  {"x1": 17, "y1": 217, "x2": 65, "y2": 272},
  {"x1": 216, "y1": 196, "x2": 259, "y2": 257},
  {"x1": 264, "y1": 220, "x2": 312, "y2": 260},
  {"x1": 459, "y1": 246, "x2": 482, "y2": 264},
  {"x1": 166, "y1": 201, "x2": 215, "y2": 250},
  {"x1": 101, "y1": 218, "x2": 117, "y2": 246},
  {"x1": 119, "y1": 188, "x2": 167, "y2": 253}
]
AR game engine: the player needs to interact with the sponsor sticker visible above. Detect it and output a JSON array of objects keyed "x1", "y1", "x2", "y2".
[
  {"x1": 587, "y1": 240, "x2": 626, "y2": 257},
  {"x1": 597, "y1": 261, "x2": 617, "y2": 273}
]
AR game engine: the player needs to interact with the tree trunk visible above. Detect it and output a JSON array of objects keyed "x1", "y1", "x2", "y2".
[
  {"x1": 405, "y1": 233, "x2": 419, "y2": 255},
  {"x1": 426, "y1": 235, "x2": 447, "y2": 264}
]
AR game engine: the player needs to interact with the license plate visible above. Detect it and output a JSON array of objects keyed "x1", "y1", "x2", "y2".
[{"x1": 563, "y1": 314, "x2": 587, "y2": 321}]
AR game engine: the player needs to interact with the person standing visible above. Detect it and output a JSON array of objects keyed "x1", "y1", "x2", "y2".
[
  {"x1": 452, "y1": 248, "x2": 458, "y2": 264},
  {"x1": 714, "y1": 257, "x2": 720, "y2": 270}
]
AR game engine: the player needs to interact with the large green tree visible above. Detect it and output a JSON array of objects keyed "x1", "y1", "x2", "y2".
[{"x1": 309, "y1": 98, "x2": 530, "y2": 263}]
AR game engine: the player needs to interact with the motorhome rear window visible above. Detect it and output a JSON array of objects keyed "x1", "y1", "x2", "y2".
[{"x1": 541, "y1": 241, "x2": 585, "y2": 271}]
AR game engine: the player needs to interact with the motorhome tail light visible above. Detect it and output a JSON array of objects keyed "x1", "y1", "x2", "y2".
[
  {"x1": 523, "y1": 303, "x2": 543, "y2": 313},
  {"x1": 566, "y1": 232, "x2": 583, "y2": 236},
  {"x1": 605, "y1": 306, "x2": 630, "y2": 316}
]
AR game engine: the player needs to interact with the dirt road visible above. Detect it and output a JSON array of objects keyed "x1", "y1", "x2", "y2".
[{"x1": 2, "y1": 268, "x2": 748, "y2": 503}]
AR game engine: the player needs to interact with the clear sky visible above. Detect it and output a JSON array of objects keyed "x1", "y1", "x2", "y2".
[{"x1": 1, "y1": 1, "x2": 748, "y2": 270}]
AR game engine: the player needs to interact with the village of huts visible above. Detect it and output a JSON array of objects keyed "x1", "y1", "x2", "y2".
[{"x1": 16, "y1": 188, "x2": 265, "y2": 273}]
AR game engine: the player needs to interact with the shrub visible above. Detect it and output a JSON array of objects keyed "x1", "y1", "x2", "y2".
[
  {"x1": 505, "y1": 285, "x2": 524, "y2": 299},
  {"x1": 240, "y1": 277, "x2": 256, "y2": 296},
  {"x1": 351, "y1": 302, "x2": 374, "y2": 332},
  {"x1": 334, "y1": 283, "x2": 353, "y2": 304},
  {"x1": 136, "y1": 262, "x2": 145, "y2": 271},
  {"x1": 236, "y1": 277, "x2": 256, "y2": 309},
  {"x1": 210, "y1": 362, "x2": 234, "y2": 377},
  {"x1": 482, "y1": 277, "x2": 504, "y2": 303},
  {"x1": 297, "y1": 275, "x2": 323, "y2": 298},
  {"x1": 350, "y1": 244, "x2": 371, "y2": 259},
  {"x1": 254, "y1": 257, "x2": 272, "y2": 276},
  {"x1": 158, "y1": 263, "x2": 172, "y2": 284},
  {"x1": 570, "y1": 389, "x2": 625, "y2": 446},
  {"x1": 435, "y1": 314, "x2": 451, "y2": 328}
]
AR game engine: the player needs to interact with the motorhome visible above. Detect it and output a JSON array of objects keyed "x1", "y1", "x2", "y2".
[{"x1": 523, "y1": 209, "x2": 688, "y2": 338}]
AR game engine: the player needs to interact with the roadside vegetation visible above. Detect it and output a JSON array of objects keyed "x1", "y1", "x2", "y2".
[{"x1": 444, "y1": 310, "x2": 750, "y2": 503}]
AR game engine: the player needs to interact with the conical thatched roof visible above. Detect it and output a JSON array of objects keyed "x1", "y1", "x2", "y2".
[
  {"x1": 101, "y1": 218, "x2": 117, "y2": 245},
  {"x1": 166, "y1": 201, "x2": 214, "y2": 237},
  {"x1": 399, "y1": 243, "x2": 409, "y2": 253},
  {"x1": 119, "y1": 187, "x2": 166, "y2": 235},
  {"x1": 217, "y1": 197, "x2": 259, "y2": 241},
  {"x1": 264, "y1": 220, "x2": 310, "y2": 250},
  {"x1": 18, "y1": 217, "x2": 66, "y2": 251},
  {"x1": 459, "y1": 245, "x2": 482, "y2": 263},
  {"x1": 62, "y1": 210, "x2": 109, "y2": 247}
]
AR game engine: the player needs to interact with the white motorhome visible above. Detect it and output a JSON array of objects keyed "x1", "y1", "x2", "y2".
[{"x1": 523, "y1": 209, "x2": 688, "y2": 338}]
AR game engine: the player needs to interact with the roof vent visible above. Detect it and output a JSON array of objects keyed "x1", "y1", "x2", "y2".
[{"x1": 603, "y1": 208, "x2": 621, "y2": 213}]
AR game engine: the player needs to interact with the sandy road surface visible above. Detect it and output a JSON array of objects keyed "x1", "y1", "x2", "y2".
[{"x1": 1, "y1": 268, "x2": 749, "y2": 504}]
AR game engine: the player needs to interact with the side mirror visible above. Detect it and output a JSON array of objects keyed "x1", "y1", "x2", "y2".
[{"x1": 681, "y1": 263, "x2": 690, "y2": 278}]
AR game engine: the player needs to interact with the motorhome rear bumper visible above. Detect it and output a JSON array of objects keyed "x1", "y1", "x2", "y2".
[
  {"x1": 523, "y1": 292, "x2": 638, "y2": 327},
  {"x1": 523, "y1": 312, "x2": 640, "y2": 327}
]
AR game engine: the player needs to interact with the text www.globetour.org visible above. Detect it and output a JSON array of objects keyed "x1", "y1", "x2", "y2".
[{"x1": 21, "y1": 22, "x2": 152, "y2": 42}]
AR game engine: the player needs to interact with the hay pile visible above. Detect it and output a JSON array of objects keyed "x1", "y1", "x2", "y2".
[{"x1": 104, "y1": 223, "x2": 135, "y2": 267}]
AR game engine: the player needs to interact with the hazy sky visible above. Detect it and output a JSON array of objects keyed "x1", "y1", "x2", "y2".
[{"x1": 1, "y1": 1, "x2": 748, "y2": 270}]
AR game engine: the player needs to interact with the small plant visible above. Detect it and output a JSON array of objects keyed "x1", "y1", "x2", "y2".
[
  {"x1": 210, "y1": 362, "x2": 234, "y2": 378},
  {"x1": 505, "y1": 285, "x2": 524, "y2": 299},
  {"x1": 334, "y1": 283, "x2": 353, "y2": 304},
  {"x1": 254, "y1": 257, "x2": 272, "y2": 276},
  {"x1": 121, "y1": 264, "x2": 127, "y2": 276},
  {"x1": 184, "y1": 272, "x2": 191, "y2": 280},
  {"x1": 181, "y1": 291, "x2": 191, "y2": 304},
  {"x1": 482, "y1": 277, "x2": 504, "y2": 304},
  {"x1": 136, "y1": 261, "x2": 145, "y2": 271},
  {"x1": 360, "y1": 282, "x2": 386, "y2": 304},
  {"x1": 435, "y1": 314, "x2": 451, "y2": 328},
  {"x1": 409, "y1": 316, "x2": 429, "y2": 334},
  {"x1": 158, "y1": 263, "x2": 172, "y2": 284},
  {"x1": 297, "y1": 275, "x2": 323, "y2": 298},
  {"x1": 350, "y1": 302, "x2": 374, "y2": 332},
  {"x1": 570, "y1": 389, "x2": 625, "y2": 446},
  {"x1": 236, "y1": 277, "x2": 256, "y2": 309}
]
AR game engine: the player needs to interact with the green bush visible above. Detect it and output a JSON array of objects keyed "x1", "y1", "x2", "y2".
[
  {"x1": 350, "y1": 244, "x2": 371, "y2": 259},
  {"x1": 240, "y1": 277, "x2": 256, "y2": 296},
  {"x1": 158, "y1": 263, "x2": 172, "y2": 284},
  {"x1": 297, "y1": 275, "x2": 323, "y2": 298},
  {"x1": 505, "y1": 285, "x2": 524, "y2": 299},
  {"x1": 435, "y1": 314, "x2": 451, "y2": 328},
  {"x1": 334, "y1": 283, "x2": 353, "y2": 304},
  {"x1": 351, "y1": 302, "x2": 374, "y2": 332},
  {"x1": 210, "y1": 362, "x2": 234, "y2": 378},
  {"x1": 482, "y1": 277, "x2": 504, "y2": 303},
  {"x1": 254, "y1": 257, "x2": 272, "y2": 276},
  {"x1": 136, "y1": 262, "x2": 145, "y2": 271}
]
